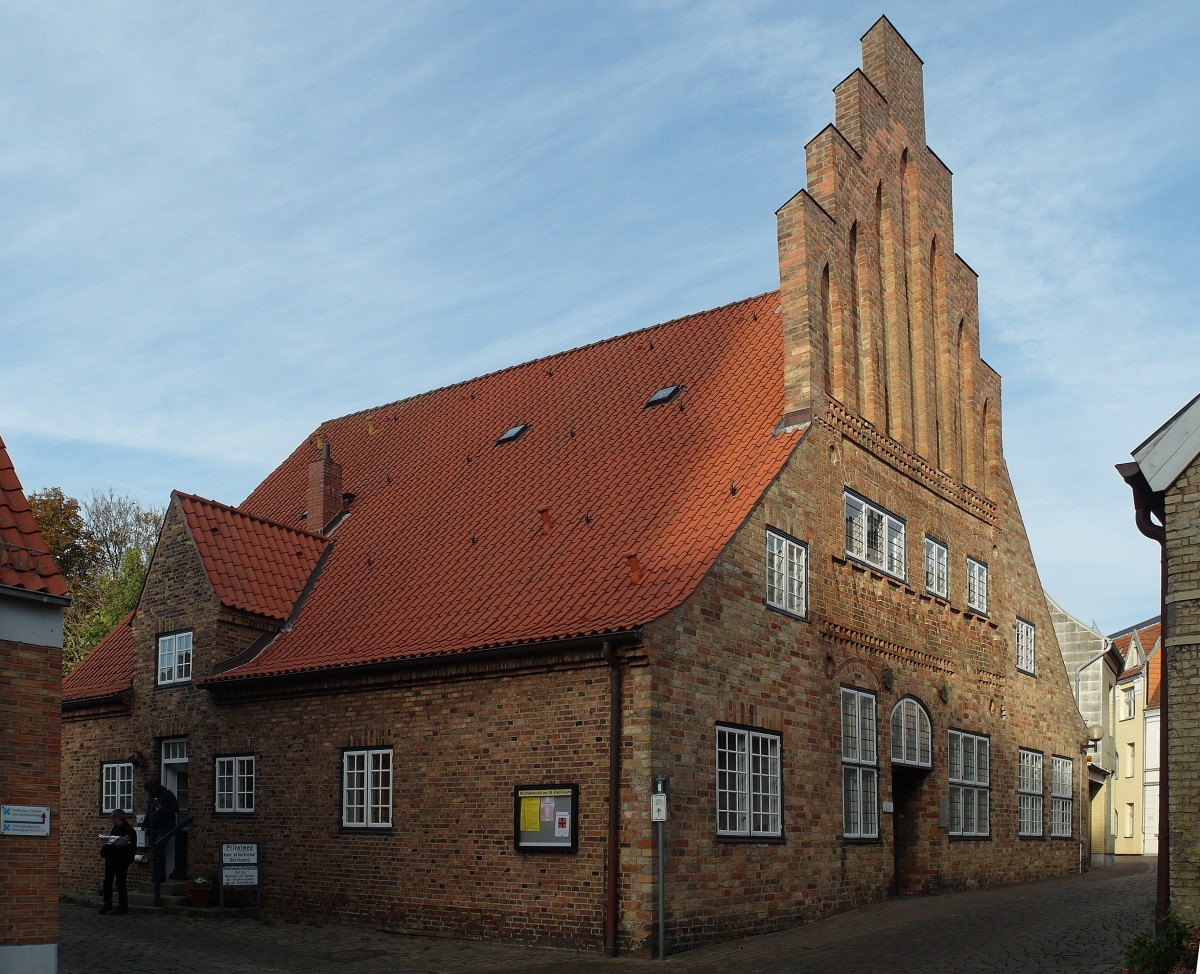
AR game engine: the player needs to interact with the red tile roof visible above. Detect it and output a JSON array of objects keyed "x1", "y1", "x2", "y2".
[
  {"x1": 1112, "y1": 617, "x2": 1162, "y2": 706},
  {"x1": 176, "y1": 492, "x2": 328, "y2": 622},
  {"x1": 212, "y1": 291, "x2": 802, "y2": 681},
  {"x1": 0, "y1": 434, "x2": 68, "y2": 598},
  {"x1": 62, "y1": 615, "x2": 135, "y2": 703}
]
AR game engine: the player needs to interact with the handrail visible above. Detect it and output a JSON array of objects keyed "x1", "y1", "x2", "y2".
[{"x1": 151, "y1": 816, "x2": 194, "y2": 907}]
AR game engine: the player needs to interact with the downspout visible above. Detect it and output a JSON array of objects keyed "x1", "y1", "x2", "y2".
[
  {"x1": 603, "y1": 640, "x2": 622, "y2": 957},
  {"x1": 1118, "y1": 462, "x2": 1169, "y2": 922}
]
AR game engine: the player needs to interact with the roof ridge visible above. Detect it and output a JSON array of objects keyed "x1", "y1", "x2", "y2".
[{"x1": 174, "y1": 490, "x2": 327, "y2": 543}]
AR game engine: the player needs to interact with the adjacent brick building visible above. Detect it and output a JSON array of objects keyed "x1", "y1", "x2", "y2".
[
  {"x1": 1, "y1": 435, "x2": 69, "y2": 974},
  {"x1": 62, "y1": 19, "x2": 1089, "y2": 955}
]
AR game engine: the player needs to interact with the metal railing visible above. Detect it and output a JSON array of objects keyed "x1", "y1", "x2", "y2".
[{"x1": 151, "y1": 816, "x2": 193, "y2": 907}]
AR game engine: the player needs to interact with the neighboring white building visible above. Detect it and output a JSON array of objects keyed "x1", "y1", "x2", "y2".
[{"x1": 1110, "y1": 617, "x2": 1162, "y2": 856}]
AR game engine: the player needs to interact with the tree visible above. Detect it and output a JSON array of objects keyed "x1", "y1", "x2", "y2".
[{"x1": 28, "y1": 487, "x2": 163, "y2": 671}]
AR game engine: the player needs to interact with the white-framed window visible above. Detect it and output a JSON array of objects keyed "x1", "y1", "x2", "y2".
[
  {"x1": 101, "y1": 761, "x2": 134, "y2": 814},
  {"x1": 844, "y1": 492, "x2": 906, "y2": 579},
  {"x1": 715, "y1": 725, "x2": 782, "y2": 838},
  {"x1": 1121, "y1": 686, "x2": 1136, "y2": 720},
  {"x1": 841, "y1": 688, "x2": 878, "y2": 839},
  {"x1": 924, "y1": 537, "x2": 948, "y2": 598},
  {"x1": 766, "y1": 529, "x2": 807, "y2": 617},
  {"x1": 890, "y1": 697, "x2": 933, "y2": 768},
  {"x1": 1125, "y1": 803, "x2": 1135, "y2": 839},
  {"x1": 948, "y1": 729, "x2": 990, "y2": 837},
  {"x1": 342, "y1": 748, "x2": 393, "y2": 828},
  {"x1": 1016, "y1": 618, "x2": 1036, "y2": 674},
  {"x1": 157, "y1": 630, "x2": 193, "y2": 685},
  {"x1": 966, "y1": 558, "x2": 988, "y2": 614},
  {"x1": 1051, "y1": 756, "x2": 1073, "y2": 838},
  {"x1": 1018, "y1": 748, "x2": 1044, "y2": 837},
  {"x1": 161, "y1": 737, "x2": 189, "y2": 810},
  {"x1": 215, "y1": 755, "x2": 256, "y2": 813},
  {"x1": 1126, "y1": 743, "x2": 1136, "y2": 778}
]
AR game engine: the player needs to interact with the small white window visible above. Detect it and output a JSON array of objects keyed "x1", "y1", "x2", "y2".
[
  {"x1": 1126, "y1": 742, "x2": 1136, "y2": 778},
  {"x1": 215, "y1": 755, "x2": 256, "y2": 813},
  {"x1": 715, "y1": 725, "x2": 782, "y2": 838},
  {"x1": 966, "y1": 559, "x2": 988, "y2": 614},
  {"x1": 948, "y1": 729, "x2": 990, "y2": 837},
  {"x1": 1016, "y1": 618, "x2": 1036, "y2": 674},
  {"x1": 766, "y1": 529, "x2": 807, "y2": 616},
  {"x1": 841, "y1": 688, "x2": 878, "y2": 839},
  {"x1": 1121, "y1": 686, "x2": 1136, "y2": 720},
  {"x1": 157, "y1": 630, "x2": 193, "y2": 685},
  {"x1": 1018, "y1": 749, "x2": 1043, "y2": 837},
  {"x1": 343, "y1": 748, "x2": 393, "y2": 828},
  {"x1": 1051, "y1": 756, "x2": 1073, "y2": 838},
  {"x1": 890, "y1": 697, "x2": 932, "y2": 768},
  {"x1": 101, "y1": 762, "x2": 134, "y2": 814},
  {"x1": 924, "y1": 537, "x2": 948, "y2": 598},
  {"x1": 844, "y1": 492, "x2": 906, "y2": 579}
]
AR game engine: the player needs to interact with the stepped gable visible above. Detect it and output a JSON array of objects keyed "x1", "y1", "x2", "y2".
[
  {"x1": 0, "y1": 435, "x2": 68, "y2": 597},
  {"x1": 209, "y1": 291, "x2": 803, "y2": 682}
]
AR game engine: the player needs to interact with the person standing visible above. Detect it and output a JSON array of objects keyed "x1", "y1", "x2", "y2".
[
  {"x1": 142, "y1": 779, "x2": 178, "y2": 883},
  {"x1": 99, "y1": 809, "x2": 138, "y2": 914}
]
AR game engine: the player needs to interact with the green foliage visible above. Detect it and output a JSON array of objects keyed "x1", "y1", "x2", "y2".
[{"x1": 1124, "y1": 910, "x2": 1192, "y2": 974}]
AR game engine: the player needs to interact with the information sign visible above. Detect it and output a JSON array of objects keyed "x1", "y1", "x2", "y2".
[
  {"x1": 2, "y1": 804, "x2": 51, "y2": 837},
  {"x1": 513, "y1": 785, "x2": 578, "y2": 853}
]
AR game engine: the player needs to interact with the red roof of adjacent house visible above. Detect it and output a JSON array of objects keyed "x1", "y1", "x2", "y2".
[
  {"x1": 1112, "y1": 617, "x2": 1162, "y2": 707},
  {"x1": 176, "y1": 492, "x2": 328, "y2": 622},
  {"x1": 0, "y1": 434, "x2": 68, "y2": 598},
  {"x1": 62, "y1": 615, "x2": 135, "y2": 702},
  {"x1": 65, "y1": 291, "x2": 806, "y2": 691}
]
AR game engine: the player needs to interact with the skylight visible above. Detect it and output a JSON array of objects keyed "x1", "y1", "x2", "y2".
[
  {"x1": 645, "y1": 384, "x2": 683, "y2": 408},
  {"x1": 496, "y1": 423, "x2": 531, "y2": 445}
]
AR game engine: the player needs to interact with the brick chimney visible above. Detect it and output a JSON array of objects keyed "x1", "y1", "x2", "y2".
[{"x1": 308, "y1": 441, "x2": 343, "y2": 534}]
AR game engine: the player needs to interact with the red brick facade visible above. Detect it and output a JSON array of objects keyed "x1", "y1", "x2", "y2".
[{"x1": 61, "y1": 18, "x2": 1088, "y2": 956}]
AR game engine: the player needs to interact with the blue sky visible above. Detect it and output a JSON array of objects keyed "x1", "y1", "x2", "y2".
[{"x1": 3, "y1": 1, "x2": 1196, "y2": 635}]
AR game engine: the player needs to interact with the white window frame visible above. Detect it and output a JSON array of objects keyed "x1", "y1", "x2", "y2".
[
  {"x1": 1121, "y1": 686, "x2": 1136, "y2": 720},
  {"x1": 342, "y1": 748, "x2": 393, "y2": 829},
  {"x1": 1016, "y1": 618, "x2": 1036, "y2": 674},
  {"x1": 890, "y1": 697, "x2": 932, "y2": 768},
  {"x1": 844, "y1": 492, "x2": 906, "y2": 580},
  {"x1": 1051, "y1": 756, "x2": 1073, "y2": 838},
  {"x1": 1018, "y1": 748, "x2": 1044, "y2": 837},
  {"x1": 157, "y1": 630, "x2": 193, "y2": 686},
  {"x1": 766, "y1": 529, "x2": 807, "y2": 617},
  {"x1": 841, "y1": 688, "x2": 879, "y2": 839},
  {"x1": 966, "y1": 558, "x2": 989, "y2": 615},
  {"x1": 215, "y1": 755, "x2": 256, "y2": 814},
  {"x1": 715, "y1": 725, "x2": 782, "y2": 839},
  {"x1": 948, "y1": 729, "x2": 990, "y2": 837},
  {"x1": 101, "y1": 761, "x2": 134, "y2": 814},
  {"x1": 924, "y1": 537, "x2": 948, "y2": 598}
]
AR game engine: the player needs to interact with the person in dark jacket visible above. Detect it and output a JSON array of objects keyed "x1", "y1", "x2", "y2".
[
  {"x1": 142, "y1": 779, "x2": 178, "y2": 882},
  {"x1": 99, "y1": 809, "x2": 138, "y2": 914}
]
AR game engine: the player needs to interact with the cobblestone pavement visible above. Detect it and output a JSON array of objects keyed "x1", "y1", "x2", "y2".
[{"x1": 60, "y1": 857, "x2": 1157, "y2": 974}]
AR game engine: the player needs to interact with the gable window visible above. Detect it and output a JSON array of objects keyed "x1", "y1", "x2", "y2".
[
  {"x1": 766, "y1": 529, "x2": 807, "y2": 617},
  {"x1": 715, "y1": 724, "x2": 782, "y2": 839},
  {"x1": 841, "y1": 688, "x2": 878, "y2": 839},
  {"x1": 1018, "y1": 748, "x2": 1044, "y2": 837},
  {"x1": 342, "y1": 747, "x2": 392, "y2": 829},
  {"x1": 844, "y1": 493, "x2": 905, "y2": 579},
  {"x1": 101, "y1": 761, "x2": 134, "y2": 814},
  {"x1": 1051, "y1": 756, "x2": 1073, "y2": 838},
  {"x1": 215, "y1": 755, "x2": 256, "y2": 814},
  {"x1": 966, "y1": 558, "x2": 988, "y2": 614},
  {"x1": 890, "y1": 697, "x2": 932, "y2": 768},
  {"x1": 948, "y1": 729, "x2": 990, "y2": 837},
  {"x1": 924, "y1": 537, "x2": 948, "y2": 598},
  {"x1": 1121, "y1": 686, "x2": 1136, "y2": 720},
  {"x1": 1016, "y1": 618, "x2": 1036, "y2": 675},
  {"x1": 157, "y1": 630, "x2": 193, "y2": 686}
]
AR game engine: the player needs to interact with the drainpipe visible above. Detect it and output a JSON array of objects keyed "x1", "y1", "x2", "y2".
[
  {"x1": 603, "y1": 640, "x2": 622, "y2": 957},
  {"x1": 1117, "y1": 462, "x2": 1169, "y2": 923}
]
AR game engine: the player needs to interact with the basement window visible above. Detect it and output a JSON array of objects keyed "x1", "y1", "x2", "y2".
[
  {"x1": 496, "y1": 423, "x2": 531, "y2": 446},
  {"x1": 645, "y1": 384, "x2": 683, "y2": 408}
]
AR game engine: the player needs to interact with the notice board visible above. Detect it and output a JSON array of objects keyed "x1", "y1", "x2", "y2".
[{"x1": 513, "y1": 784, "x2": 578, "y2": 853}]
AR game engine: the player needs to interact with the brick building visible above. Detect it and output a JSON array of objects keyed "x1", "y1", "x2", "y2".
[
  {"x1": 62, "y1": 19, "x2": 1089, "y2": 955},
  {"x1": 1119, "y1": 392, "x2": 1200, "y2": 922},
  {"x1": 1, "y1": 436, "x2": 69, "y2": 974}
]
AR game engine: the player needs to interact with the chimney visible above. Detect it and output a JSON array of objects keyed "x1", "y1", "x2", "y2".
[{"x1": 308, "y1": 441, "x2": 343, "y2": 534}]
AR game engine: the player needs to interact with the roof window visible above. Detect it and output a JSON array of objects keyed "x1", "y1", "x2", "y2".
[
  {"x1": 496, "y1": 423, "x2": 531, "y2": 446},
  {"x1": 645, "y1": 384, "x2": 683, "y2": 408}
]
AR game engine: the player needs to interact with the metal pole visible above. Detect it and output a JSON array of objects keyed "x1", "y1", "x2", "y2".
[{"x1": 657, "y1": 818, "x2": 665, "y2": 960}]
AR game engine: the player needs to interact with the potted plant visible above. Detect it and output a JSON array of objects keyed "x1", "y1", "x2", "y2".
[{"x1": 184, "y1": 875, "x2": 214, "y2": 909}]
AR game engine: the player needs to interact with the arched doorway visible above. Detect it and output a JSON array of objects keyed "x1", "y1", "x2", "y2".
[{"x1": 889, "y1": 697, "x2": 933, "y2": 894}]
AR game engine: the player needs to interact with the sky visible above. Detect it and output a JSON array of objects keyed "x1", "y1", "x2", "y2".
[{"x1": 2, "y1": 1, "x2": 1197, "y2": 636}]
